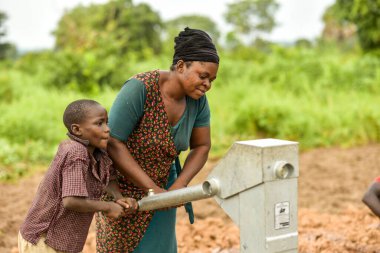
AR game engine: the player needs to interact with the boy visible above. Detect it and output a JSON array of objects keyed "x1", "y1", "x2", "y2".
[
  {"x1": 19, "y1": 99, "x2": 137, "y2": 253},
  {"x1": 362, "y1": 176, "x2": 380, "y2": 218}
]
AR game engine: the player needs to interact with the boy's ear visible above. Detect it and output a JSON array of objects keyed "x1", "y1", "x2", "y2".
[{"x1": 70, "y1": 124, "x2": 82, "y2": 136}]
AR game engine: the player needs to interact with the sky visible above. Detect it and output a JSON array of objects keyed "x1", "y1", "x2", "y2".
[{"x1": 0, "y1": 0, "x2": 335, "y2": 51}]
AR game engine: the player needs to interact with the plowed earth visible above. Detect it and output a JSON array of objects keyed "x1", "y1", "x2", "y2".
[{"x1": 1, "y1": 144, "x2": 380, "y2": 253}]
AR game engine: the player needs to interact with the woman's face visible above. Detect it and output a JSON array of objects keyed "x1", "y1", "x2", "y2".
[{"x1": 179, "y1": 61, "x2": 219, "y2": 100}]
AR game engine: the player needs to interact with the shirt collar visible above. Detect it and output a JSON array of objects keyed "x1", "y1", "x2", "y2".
[
  {"x1": 66, "y1": 132, "x2": 90, "y2": 146},
  {"x1": 66, "y1": 132, "x2": 112, "y2": 168}
]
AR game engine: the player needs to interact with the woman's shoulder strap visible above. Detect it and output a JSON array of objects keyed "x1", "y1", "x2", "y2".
[{"x1": 132, "y1": 70, "x2": 159, "y2": 89}]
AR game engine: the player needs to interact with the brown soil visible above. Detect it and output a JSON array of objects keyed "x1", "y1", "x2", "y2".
[{"x1": 1, "y1": 144, "x2": 380, "y2": 253}]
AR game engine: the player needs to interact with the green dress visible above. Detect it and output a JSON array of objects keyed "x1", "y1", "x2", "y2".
[{"x1": 96, "y1": 70, "x2": 210, "y2": 253}]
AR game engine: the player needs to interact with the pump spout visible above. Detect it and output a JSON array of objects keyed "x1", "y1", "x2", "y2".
[{"x1": 138, "y1": 178, "x2": 220, "y2": 211}]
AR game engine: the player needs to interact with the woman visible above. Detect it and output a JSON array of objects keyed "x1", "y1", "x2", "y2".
[{"x1": 96, "y1": 27, "x2": 219, "y2": 253}]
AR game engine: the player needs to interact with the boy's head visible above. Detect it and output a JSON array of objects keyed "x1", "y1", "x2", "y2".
[{"x1": 63, "y1": 99, "x2": 110, "y2": 151}]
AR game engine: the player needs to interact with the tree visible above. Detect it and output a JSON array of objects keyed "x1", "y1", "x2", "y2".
[
  {"x1": 0, "y1": 11, "x2": 16, "y2": 60},
  {"x1": 165, "y1": 15, "x2": 220, "y2": 43},
  {"x1": 37, "y1": 0, "x2": 164, "y2": 92},
  {"x1": 295, "y1": 38, "x2": 313, "y2": 48},
  {"x1": 225, "y1": 31, "x2": 243, "y2": 50},
  {"x1": 163, "y1": 15, "x2": 221, "y2": 55},
  {"x1": 224, "y1": 0, "x2": 279, "y2": 44},
  {"x1": 334, "y1": 0, "x2": 380, "y2": 52},
  {"x1": 321, "y1": 4, "x2": 357, "y2": 45},
  {"x1": 54, "y1": 0, "x2": 163, "y2": 56},
  {"x1": 0, "y1": 11, "x2": 6, "y2": 40}
]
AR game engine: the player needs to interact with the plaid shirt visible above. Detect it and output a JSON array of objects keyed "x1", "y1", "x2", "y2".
[{"x1": 20, "y1": 133, "x2": 115, "y2": 253}]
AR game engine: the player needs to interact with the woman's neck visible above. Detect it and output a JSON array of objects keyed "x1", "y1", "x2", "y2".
[{"x1": 159, "y1": 70, "x2": 185, "y2": 101}]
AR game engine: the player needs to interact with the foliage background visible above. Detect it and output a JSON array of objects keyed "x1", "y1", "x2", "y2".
[{"x1": 0, "y1": 0, "x2": 379, "y2": 181}]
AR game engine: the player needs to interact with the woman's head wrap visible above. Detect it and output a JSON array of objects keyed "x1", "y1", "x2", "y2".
[{"x1": 173, "y1": 27, "x2": 219, "y2": 65}]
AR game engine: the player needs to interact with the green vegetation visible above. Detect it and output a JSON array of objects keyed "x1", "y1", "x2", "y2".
[
  {"x1": 335, "y1": 0, "x2": 380, "y2": 53},
  {"x1": 1, "y1": 47, "x2": 380, "y2": 180},
  {"x1": 322, "y1": 0, "x2": 380, "y2": 55},
  {"x1": 210, "y1": 48, "x2": 380, "y2": 155},
  {"x1": 1, "y1": 0, "x2": 380, "y2": 181}
]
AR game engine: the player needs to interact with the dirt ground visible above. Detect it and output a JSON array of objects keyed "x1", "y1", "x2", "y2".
[{"x1": 1, "y1": 144, "x2": 380, "y2": 253}]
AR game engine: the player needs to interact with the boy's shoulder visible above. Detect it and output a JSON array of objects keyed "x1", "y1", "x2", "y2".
[
  {"x1": 57, "y1": 138, "x2": 112, "y2": 162},
  {"x1": 57, "y1": 139, "x2": 90, "y2": 160}
]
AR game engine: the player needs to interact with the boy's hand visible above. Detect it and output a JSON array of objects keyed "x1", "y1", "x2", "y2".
[
  {"x1": 104, "y1": 202, "x2": 125, "y2": 219},
  {"x1": 115, "y1": 198, "x2": 138, "y2": 214}
]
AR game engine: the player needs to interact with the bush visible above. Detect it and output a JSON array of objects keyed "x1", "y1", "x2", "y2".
[{"x1": 208, "y1": 48, "x2": 380, "y2": 154}]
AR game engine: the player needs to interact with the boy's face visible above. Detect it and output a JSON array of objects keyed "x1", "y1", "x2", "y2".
[{"x1": 76, "y1": 105, "x2": 110, "y2": 152}]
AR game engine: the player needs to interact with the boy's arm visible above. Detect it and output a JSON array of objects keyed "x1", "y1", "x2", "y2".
[
  {"x1": 362, "y1": 181, "x2": 380, "y2": 218},
  {"x1": 62, "y1": 196, "x2": 124, "y2": 218}
]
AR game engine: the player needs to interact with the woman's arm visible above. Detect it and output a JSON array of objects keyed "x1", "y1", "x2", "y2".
[
  {"x1": 169, "y1": 126, "x2": 211, "y2": 190},
  {"x1": 107, "y1": 136, "x2": 166, "y2": 194},
  {"x1": 362, "y1": 182, "x2": 380, "y2": 218},
  {"x1": 105, "y1": 179, "x2": 124, "y2": 200},
  {"x1": 107, "y1": 80, "x2": 166, "y2": 194}
]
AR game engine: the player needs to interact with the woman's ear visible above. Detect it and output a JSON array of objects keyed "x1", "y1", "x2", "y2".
[
  {"x1": 176, "y1": 60, "x2": 185, "y2": 73},
  {"x1": 70, "y1": 124, "x2": 82, "y2": 136}
]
